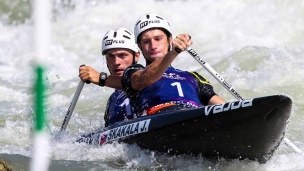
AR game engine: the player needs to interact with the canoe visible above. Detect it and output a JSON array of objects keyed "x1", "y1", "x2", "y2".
[{"x1": 77, "y1": 95, "x2": 292, "y2": 163}]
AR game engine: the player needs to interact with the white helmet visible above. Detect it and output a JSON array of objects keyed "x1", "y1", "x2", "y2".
[
  {"x1": 102, "y1": 28, "x2": 138, "y2": 55},
  {"x1": 134, "y1": 13, "x2": 172, "y2": 43}
]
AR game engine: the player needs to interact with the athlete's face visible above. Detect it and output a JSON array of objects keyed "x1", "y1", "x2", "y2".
[
  {"x1": 138, "y1": 29, "x2": 172, "y2": 62},
  {"x1": 105, "y1": 48, "x2": 139, "y2": 76}
]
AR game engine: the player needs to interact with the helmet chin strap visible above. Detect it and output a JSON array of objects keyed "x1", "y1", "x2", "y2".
[
  {"x1": 132, "y1": 52, "x2": 137, "y2": 65},
  {"x1": 137, "y1": 44, "x2": 151, "y2": 66}
]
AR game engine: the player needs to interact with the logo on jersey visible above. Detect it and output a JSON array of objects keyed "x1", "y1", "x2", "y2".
[
  {"x1": 105, "y1": 39, "x2": 125, "y2": 46},
  {"x1": 174, "y1": 100, "x2": 199, "y2": 108},
  {"x1": 140, "y1": 20, "x2": 161, "y2": 29},
  {"x1": 119, "y1": 98, "x2": 130, "y2": 107},
  {"x1": 163, "y1": 73, "x2": 185, "y2": 80}
]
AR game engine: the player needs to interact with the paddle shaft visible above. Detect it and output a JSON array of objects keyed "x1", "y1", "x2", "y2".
[
  {"x1": 186, "y1": 47, "x2": 244, "y2": 100},
  {"x1": 186, "y1": 46, "x2": 303, "y2": 155},
  {"x1": 60, "y1": 80, "x2": 84, "y2": 131}
]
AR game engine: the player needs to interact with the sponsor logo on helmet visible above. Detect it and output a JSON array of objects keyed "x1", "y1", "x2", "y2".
[
  {"x1": 139, "y1": 20, "x2": 161, "y2": 29},
  {"x1": 105, "y1": 39, "x2": 125, "y2": 46}
]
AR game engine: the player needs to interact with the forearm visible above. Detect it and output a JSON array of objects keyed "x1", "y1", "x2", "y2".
[
  {"x1": 79, "y1": 66, "x2": 122, "y2": 90},
  {"x1": 105, "y1": 75, "x2": 123, "y2": 90},
  {"x1": 207, "y1": 95, "x2": 226, "y2": 105},
  {"x1": 141, "y1": 50, "x2": 178, "y2": 83},
  {"x1": 129, "y1": 33, "x2": 191, "y2": 91},
  {"x1": 132, "y1": 50, "x2": 179, "y2": 90}
]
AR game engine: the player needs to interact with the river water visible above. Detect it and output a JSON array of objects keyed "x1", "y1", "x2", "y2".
[{"x1": 0, "y1": 0, "x2": 304, "y2": 170}]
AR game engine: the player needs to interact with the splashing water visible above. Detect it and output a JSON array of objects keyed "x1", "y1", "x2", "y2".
[{"x1": 0, "y1": 0, "x2": 304, "y2": 170}]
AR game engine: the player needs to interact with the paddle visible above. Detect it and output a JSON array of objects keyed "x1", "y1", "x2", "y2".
[
  {"x1": 60, "y1": 80, "x2": 85, "y2": 132},
  {"x1": 185, "y1": 46, "x2": 304, "y2": 155}
]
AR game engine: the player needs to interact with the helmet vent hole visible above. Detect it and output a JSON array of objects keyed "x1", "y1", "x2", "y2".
[
  {"x1": 103, "y1": 36, "x2": 108, "y2": 40},
  {"x1": 124, "y1": 30, "x2": 131, "y2": 35},
  {"x1": 123, "y1": 35, "x2": 130, "y2": 39},
  {"x1": 156, "y1": 16, "x2": 163, "y2": 20},
  {"x1": 114, "y1": 32, "x2": 117, "y2": 37},
  {"x1": 147, "y1": 15, "x2": 150, "y2": 19},
  {"x1": 136, "y1": 20, "x2": 141, "y2": 26}
]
